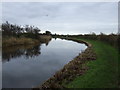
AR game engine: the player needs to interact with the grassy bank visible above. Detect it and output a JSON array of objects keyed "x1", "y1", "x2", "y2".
[
  {"x1": 2, "y1": 37, "x2": 40, "y2": 47},
  {"x1": 39, "y1": 35, "x2": 52, "y2": 43},
  {"x1": 2, "y1": 35, "x2": 52, "y2": 47},
  {"x1": 64, "y1": 37, "x2": 119, "y2": 88}
]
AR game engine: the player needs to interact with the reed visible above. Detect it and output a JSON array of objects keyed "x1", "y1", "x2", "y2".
[
  {"x1": 2, "y1": 37, "x2": 40, "y2": 47},
  {"x1": 39, "y1": 35, "x2": 52, "y2": 43}
]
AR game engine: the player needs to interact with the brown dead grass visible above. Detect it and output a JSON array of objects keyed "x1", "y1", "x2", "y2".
[
  {"x1": 39, "y1": 35, "x2": 52, "y2": 43},
  {"x1": 2, "y1": 37, "x2": 40, "y2": 47}
]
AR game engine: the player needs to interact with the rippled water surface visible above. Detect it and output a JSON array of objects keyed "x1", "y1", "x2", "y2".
[{"x1": 2, "y1": 38, "x2": 87, "y2": 88}]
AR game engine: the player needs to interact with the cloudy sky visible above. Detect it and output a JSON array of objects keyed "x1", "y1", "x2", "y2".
[{"x1": 2, "y1": 2, "x2": 118, "y2": 35}]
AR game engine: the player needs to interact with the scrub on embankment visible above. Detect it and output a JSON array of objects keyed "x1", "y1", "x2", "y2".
[{"x1": 64, "y1": 38, "x2": 119, "y2": 88}]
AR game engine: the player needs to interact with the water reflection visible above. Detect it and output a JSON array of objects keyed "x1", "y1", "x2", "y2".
[
  {"x1": 2, "y1": 38, "x2": 51, "y2": 63},
  {"x1": 2, "y1": 38, "x2": 87, "y2": 88},
  {"x1": 2, "y1": 44, "x2": 41, "y2": 63}
]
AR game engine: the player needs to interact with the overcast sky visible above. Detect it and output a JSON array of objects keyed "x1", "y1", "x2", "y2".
[{"x1": 2, "y1": 2, "x2": 118, "y2": 35}]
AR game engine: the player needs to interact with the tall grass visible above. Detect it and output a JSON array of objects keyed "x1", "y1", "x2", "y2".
[
  {"x1": 2, "y1": 37, "x2": 40, "y2": 47},
  {"x1": 39, "y1": 35, "x2": 52, "y2": 43}
]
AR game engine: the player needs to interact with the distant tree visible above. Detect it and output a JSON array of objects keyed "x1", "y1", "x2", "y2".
[
  {"x1": 45, "y1": 31, "x2": 51, "y2": 35},
  {"x1": 2, "y1": 21, "x2": 41, "y2": 39},
  {"x1": 33, "y1": 27, "x2": 40, "y2": 34},
  {"x1": 2, "y1": 21, "x2": 13, "y2": 37},
  {"x1": 91, "y1": 32, "x2": 96, "y2": 35},
  {"x1": 33, "y1": 27, "x2": 41, "y2": 39}
]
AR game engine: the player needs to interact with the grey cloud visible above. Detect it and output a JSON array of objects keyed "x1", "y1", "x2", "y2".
[{"x1": 2, "y1": 2, "x2": 118, "y2": 34}]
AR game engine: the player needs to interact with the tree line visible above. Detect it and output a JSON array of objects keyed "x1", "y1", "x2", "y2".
[
  {"x1": 2, "y1": 21, "x2": 51, "y2": 39},
  {"x1": 53, "y1": 32, "x2": 120, "y2": 49}
]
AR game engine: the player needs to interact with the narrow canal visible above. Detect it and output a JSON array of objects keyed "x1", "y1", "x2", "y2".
[{"x1": 2, "y1": 38, "x2": 87, "y2": 88}]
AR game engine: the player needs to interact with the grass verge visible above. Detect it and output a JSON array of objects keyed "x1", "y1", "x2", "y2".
[{"x1": 64, "y1": 37, "x2": 119, "y2": 88}]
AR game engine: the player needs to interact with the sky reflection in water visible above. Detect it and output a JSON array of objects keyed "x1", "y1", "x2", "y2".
[{"x1": 2, "y1": 38, "x2": 87, "y2": 88}]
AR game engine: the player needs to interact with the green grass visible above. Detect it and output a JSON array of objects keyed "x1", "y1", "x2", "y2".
[{"x1": 64, "y1": 38, "x2": 119, "y2": 88}]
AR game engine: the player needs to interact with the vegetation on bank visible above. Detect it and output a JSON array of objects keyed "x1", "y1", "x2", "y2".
[
  {"x1": 2, "y1": 21, "x2": 40, "y2": 39},
  {"x1": 53, "y1": 33, "x2": 119, "y2": 48},
  {"x1": 2, "y1": 21, "x2": 52, "y2": 47},
  {"x1": 39, "y1": 35, "x2": 52, "y2": 44},
  {"x1": 2, "y1": 37, "x2": 40, "y2": 47},
  {"x1": 63, "y1": 37, "x2": 119, "y2": 88}
]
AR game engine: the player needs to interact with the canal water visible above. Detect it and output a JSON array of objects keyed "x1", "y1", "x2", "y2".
[{"x1": 2, "y1": 38, "x2": 87, "y2": 88}]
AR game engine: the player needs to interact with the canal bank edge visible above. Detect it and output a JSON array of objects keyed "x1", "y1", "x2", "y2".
[{"x1": 34, "y1": 37, "x2": 97, "y2": 89}]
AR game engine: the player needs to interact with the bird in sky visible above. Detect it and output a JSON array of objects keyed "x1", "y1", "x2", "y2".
[{"x1": 46, "y1": 14, "x2": 48, "y2": 16}]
